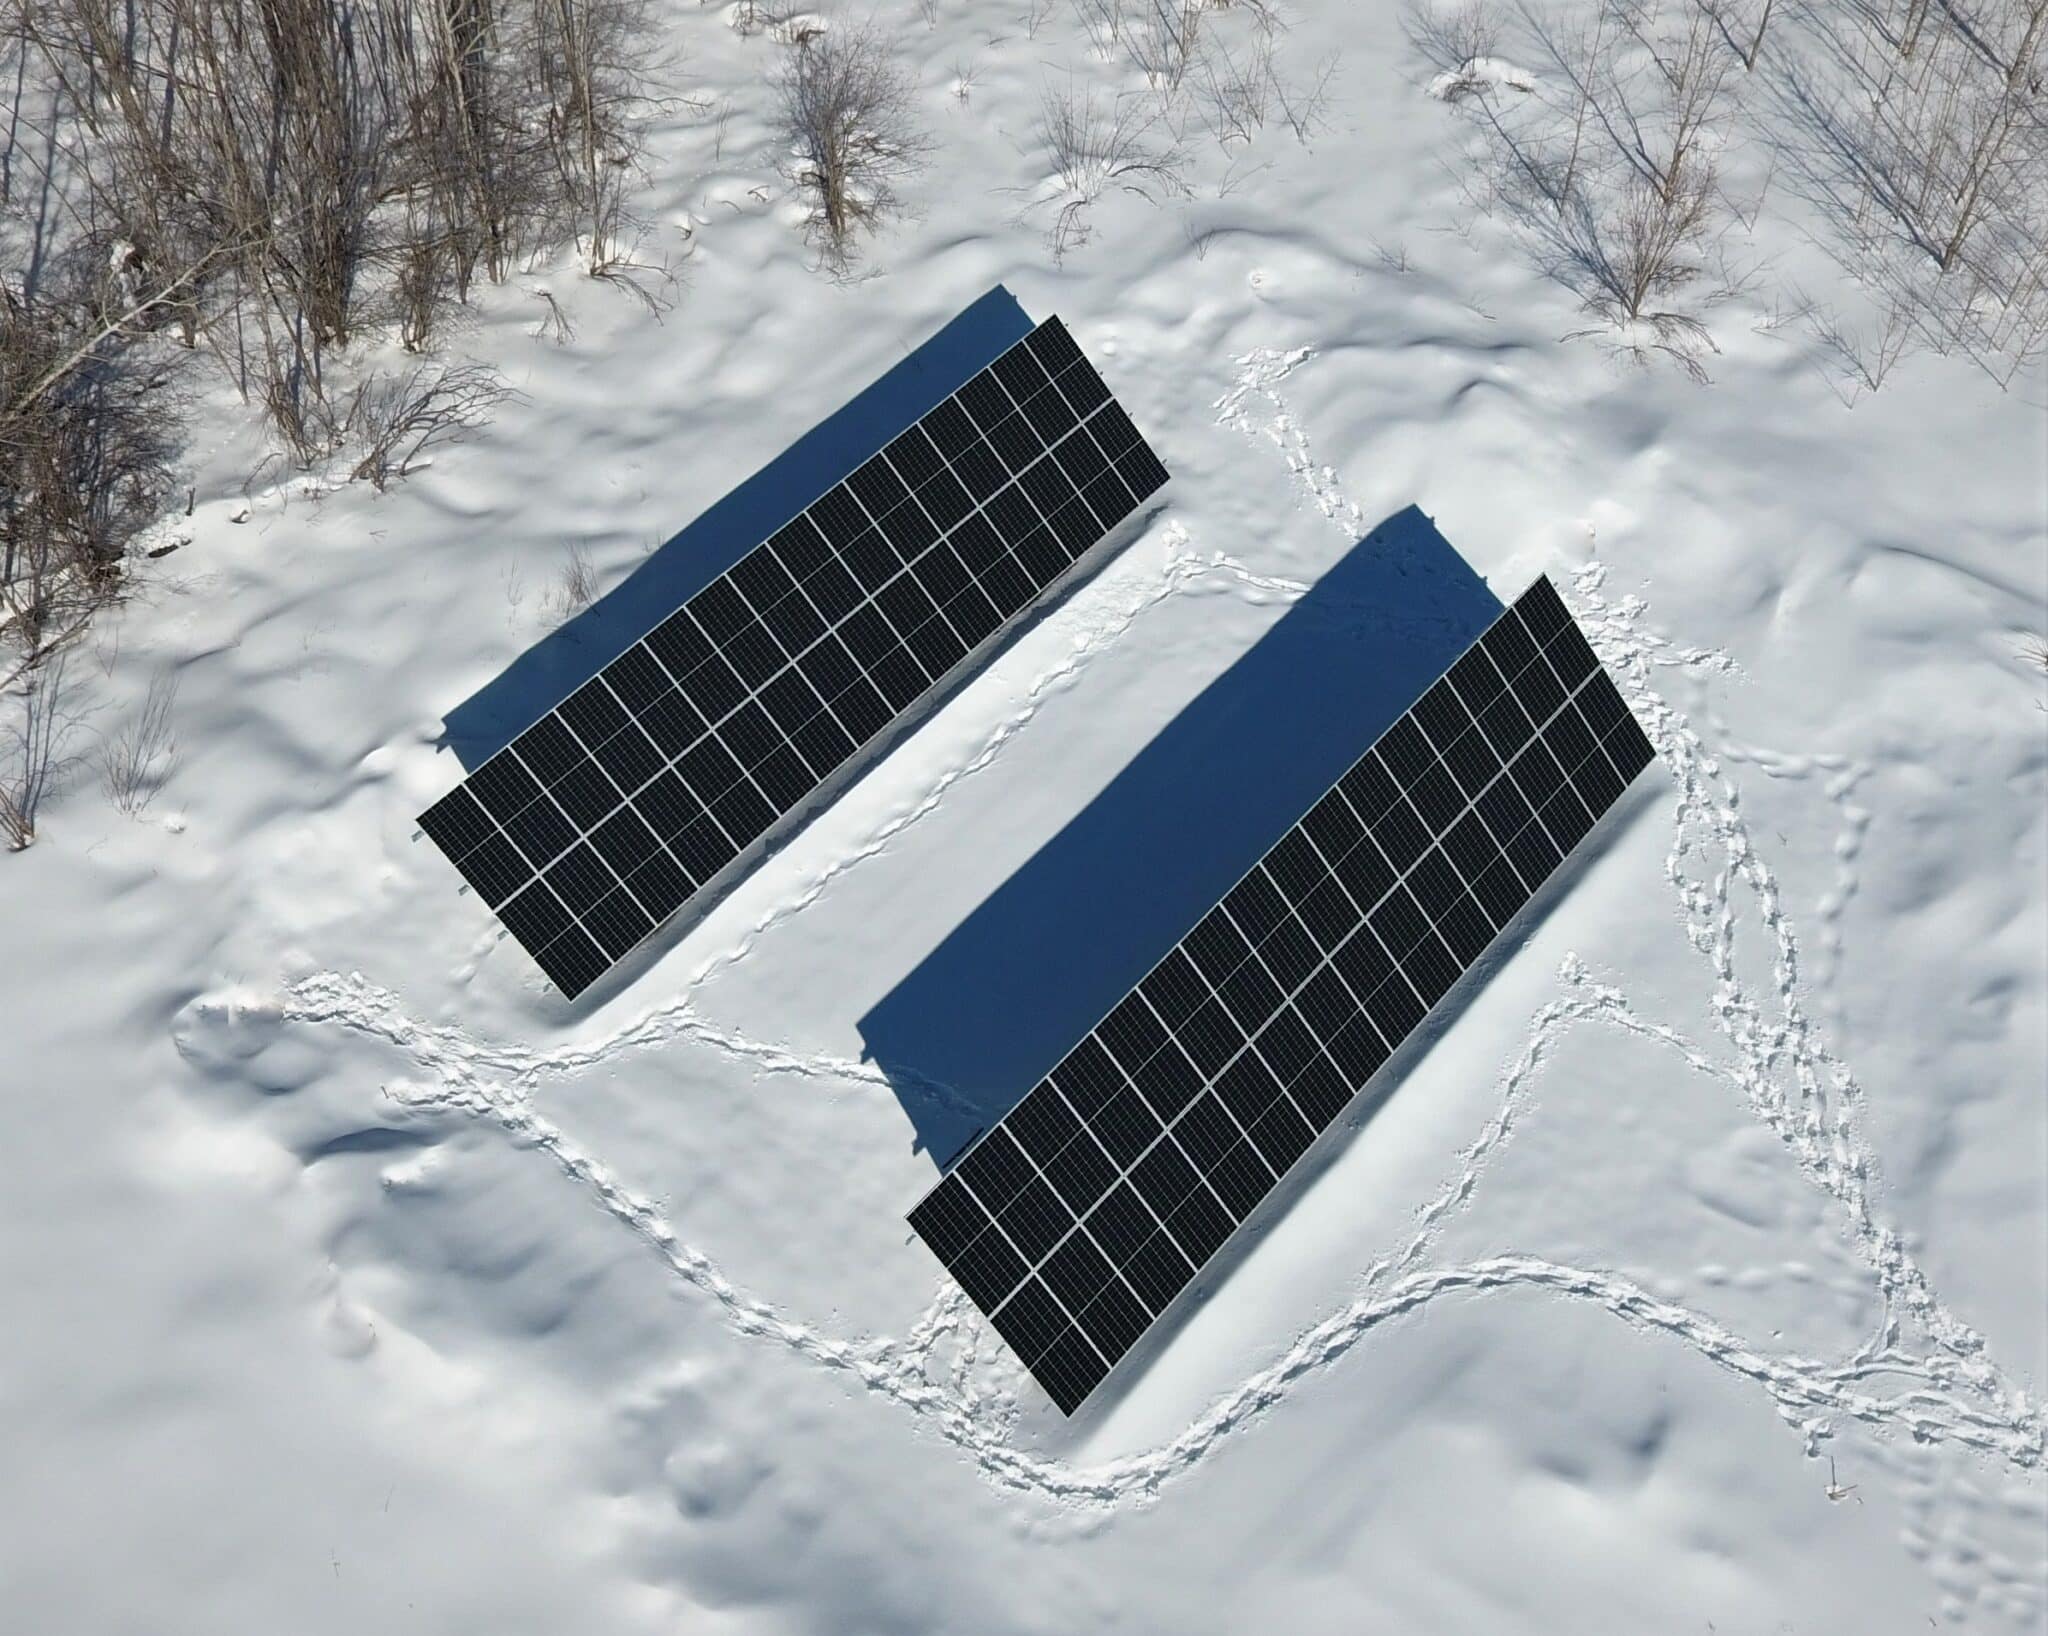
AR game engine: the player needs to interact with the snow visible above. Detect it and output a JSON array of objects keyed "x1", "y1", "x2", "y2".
[
  {"x1": 1428, "y1": 57, "x2": 1540, "y2": 101},
  {"x1": 3, "y1": 1, "x2": 2044, "y2": 1632}
]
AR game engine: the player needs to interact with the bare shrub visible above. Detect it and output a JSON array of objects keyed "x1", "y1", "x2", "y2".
[
  {"x1": 1559, "y1": 167, "x2": 1725, "y2": 377},
  {"x1": 101, "y1": 668, "x2": 179, "y2": 818},
  {"x1": 1034, "y1": 79, "x2": 1188, "y2": 260},
  {"x1": 2020, "y1": 631, "x2": 2048, "y2": 712},
  {"x1": 1415, "y1": 0, "x2": 1740, "y2": 377},
  {"x1": 391, "y1": 0, "x2": 557, "y2": 303},
  {"x1": 1184, "y1": 3, "x2": 1342, "y2": 147},
  {"x1": 1073, "y1": 0, "x2": 1332, "y2": 148},
  {"x1": 1130, "y1": 0, "x2": 1207, "y2": 93},
  {"x1": 502, "y1": 562, "x2": 529, "y2": 625},
  {"x1": 1876, "y1": 10, "x2": 2044, "y2": 276},
  {"x1": 1197, "y1": 32, "x2": 1277, "y2": 144},
  {"x1": 531, "y1": 289, "x2": 578, "y2": 347},
  {"x1": 1751, "y1": 0, "x2": 2046, "y2": 386},
  {"x1": 1801, "y1": 285, "x2": 1921, "y2": 403},
  {"x1": 8, "y1": 0, "x2": 663, "y2": 464},
  {"x1": 777, "y1": 23, "x2": 932, "y2": 268},
  {"x1": 1, "y1": 650, "x2": 83, "y2": 850},
  {"x1": 1616, "y1": 3, "x2": 1735, "y2": 213},
  {"x1": 346, "y1": 364, "x2": 516, "y2": 491},
  {"x1": 1275, "y1": 51, "x2": 1341, "y2": 144},
  {"x1": 545, "y1": 542, "x2": 600, "y2": 620},
  {"x1": 1074, "y1": 0, "x2": 1128, "y2": 51},
  {"x1": 533, "y1": 0, "x2": 665, "y2": 278},
  {"x1": 1549, "y1": 2, "x2": 1614, "y2": 210}
]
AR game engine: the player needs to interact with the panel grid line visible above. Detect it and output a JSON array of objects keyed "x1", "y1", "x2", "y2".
[
  {"x1": 943, "y1": 1104, "x2": 1132, "y2": 1380},
  {"x1": 420, "y1": 318, "x2": 1170, "y2": 997},
  {"x1": 907, "y1": 577, "x2": 1657, "y2": 1413}
]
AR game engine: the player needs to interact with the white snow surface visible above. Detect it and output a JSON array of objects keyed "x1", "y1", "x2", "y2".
[{"x1": 4, "y1": 3, "x2": 2046, "y2": 1632}]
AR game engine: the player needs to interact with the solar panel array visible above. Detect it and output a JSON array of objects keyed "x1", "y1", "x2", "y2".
[
  {"x1": 418, "y1": 318, "x2": 1169, "y2": 998},
  {"x1": 907, "y1": 577, "x2": 1656, "y2": 1413}
]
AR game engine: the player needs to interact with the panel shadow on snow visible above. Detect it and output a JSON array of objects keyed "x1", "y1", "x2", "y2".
[
  {"x1": 856, "y1": 504, "x2": 1506, "y2": 1171},
  {"x1": 436, "y1": 284, "x2": 1037, "y2": 772}
]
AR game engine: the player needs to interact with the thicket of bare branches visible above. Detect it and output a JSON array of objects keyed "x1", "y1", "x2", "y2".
[
  {"x1": 5, "y1": 0, "x2": 662, "y2": 459},
  {"x1": 2, "y1": 254, "x2": 180, "y2": 662},
  {"x1": 1413, "y1": 0, "x2": 2046, "y2": 389},
  {"x1": 0, "y1": 0, "x2": 666, "y2": 843},
  {"x1": 1036, "y1": 1, "x2": 1333, "y2": 261},
  {"x1": 1194, "y1": 18, "x2": 1338, "y2": 146},
  {"x1": 1412, "y1": 0, "x2": 1744, "y2": 376},
  {"x1": 1070, "y1": 0, "x2": 1336, "y2": 149},
  {"x1": 1768, "y1": 0, "x2": 2048, "y2": 388},
  {"x1": 777, "y1": 22, "x2": 931, "y2": 268}
]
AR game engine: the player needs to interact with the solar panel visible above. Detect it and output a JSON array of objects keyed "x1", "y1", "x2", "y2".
[
  {"x1": 418, "y1": 317, "x2": 1170, "y2": 997},
  {"x1": 906, "y1": 576, "x2": 1656, "y2": 1414}
]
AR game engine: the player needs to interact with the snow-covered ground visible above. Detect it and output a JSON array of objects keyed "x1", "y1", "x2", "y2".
[{"x1": 4, "y1": 2, "x2": 2044, "y2": 1631}]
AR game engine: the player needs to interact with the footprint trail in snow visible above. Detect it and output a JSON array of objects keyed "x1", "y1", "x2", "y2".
[{"x1": 178, "y1": 350, "x2": 2044, "y2": 1560}]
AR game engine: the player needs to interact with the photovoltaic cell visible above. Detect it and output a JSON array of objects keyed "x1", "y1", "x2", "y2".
[
  {"x1": 906, "y1": 576, "x2": 1657, "y2": 1413},
  {"x1": 419, "y1": 318, "x2": 1170, "y2": 996}
]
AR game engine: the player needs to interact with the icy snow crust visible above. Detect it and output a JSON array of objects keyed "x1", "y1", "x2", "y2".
[{"x1": 3, "y1": 1, "x2": 2044, "y2": 1632}]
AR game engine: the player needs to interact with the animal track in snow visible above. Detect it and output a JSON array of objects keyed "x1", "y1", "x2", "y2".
[
  {"x1": 1216, "y1": 345, "x2": 2042, "y2": 1607},
  {"x1": 279, "y1": 525, "x2": 1310, "y2": 1133},
  {"x1": 683, "y1": 522, "x2": 1310, "y2": 997},
  {"x1": 1229, "y1": 343, "x2": 2036, "y2": 1404},
  {"x1": 1214, "y1": 348, "x2": 1369, "y2": 540},
  {"x1": 179, "y1": 351, "x2": 2043, "y2": 1552},
  {"x1": 190, "y1": 939, "x2": 2040, "y2": 1514}
]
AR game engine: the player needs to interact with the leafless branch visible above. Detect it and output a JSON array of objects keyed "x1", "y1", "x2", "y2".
[
  {"x1": 347, "y1": 362, "x2": 517, "y2": 490},
  {"x1": 1032, "y1": 78, "x2": 1188, "y2": 261},
  {"x1": 100, "y1": 665, "x2": 179, "y2": 817},
  {"x1": 1, "y1": 648, "x2": 84, "y2": 850}
]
